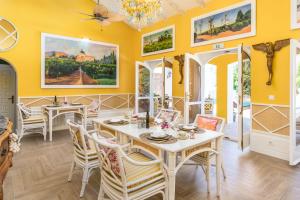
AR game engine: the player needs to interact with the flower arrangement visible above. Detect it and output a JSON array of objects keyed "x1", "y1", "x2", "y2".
[{"x1": 160, "y1": 121, "x2": 170, "y2": 130}]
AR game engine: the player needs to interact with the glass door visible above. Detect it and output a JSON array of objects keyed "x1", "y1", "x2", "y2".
[
  {"x1": 290, "y1": 39, "x2": 300, "y2": 165},
  {"x1": 238, "y1": 45, "x2": 251, "y2": 150},
  {"x1": 135, "y1": 61, "x2": 153, "y2": 115},
  {"x1": 184, "y1": 53, "x2": 204, "y2": 124}
]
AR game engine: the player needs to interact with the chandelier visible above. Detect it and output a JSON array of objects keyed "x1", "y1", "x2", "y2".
[{"x1": 122, "y1": 0, "x2": 162, "y2": 30}]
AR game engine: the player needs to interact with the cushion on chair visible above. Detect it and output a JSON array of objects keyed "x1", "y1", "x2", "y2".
[
  {"x1": 21, "y1": 110, "x2": 30, "y2": 119},
  {"x1": 124, "y1": 152, "x2": 161, "y2": 183},
  {"x1": 100, "y1": 139, "x2": 120, "y2": 176},
  {"x1": 23, "y1": 115, "x2": 45, "y2": 124},
  {"x1": 75, "y1": 129, "x2": 91, "y2": 150},
  {"x1": 197, "y1": 116, "x2": 218, "y2": 131}
]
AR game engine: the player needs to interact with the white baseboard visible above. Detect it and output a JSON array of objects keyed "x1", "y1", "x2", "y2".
[{"x1": 250, "y1": 131, "x2": 289, "y2": 161}]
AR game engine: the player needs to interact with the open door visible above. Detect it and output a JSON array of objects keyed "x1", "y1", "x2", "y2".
[
  {"x1": 290, "y1": 39, "x2": 300, "y2": 165},
  {"x1": 184, "y1": 53, "x2": 204, "y2": 124},
  {"x1": 238, "y1": 45, "x2": 251, "y2": 150},
  {"x1": 135, "y1": 61, "x2": 153, "y2": 115}
]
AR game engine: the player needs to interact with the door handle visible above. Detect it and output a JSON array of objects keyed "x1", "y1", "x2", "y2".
[{"x1": 8, "y1": 95, "x2": 14, "y2": 104}]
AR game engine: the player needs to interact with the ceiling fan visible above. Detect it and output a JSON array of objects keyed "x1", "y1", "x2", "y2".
[{"x1": 81, "y1": 1, "x2": 124, "y2": 27}]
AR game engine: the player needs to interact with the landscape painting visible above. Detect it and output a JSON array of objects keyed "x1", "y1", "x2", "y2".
[
  {"x1": 192, "y1": 0, "x2": 256, "y2": 47},
  {"x1": 41, "y1": 33, "x2": 119, "y2": 88},
  {"x1": 142, "y1": 25, "x2": 175, "y2": 56},
  {"x1": 293, "y1": 0, "x2": 300, "y2": 29}
]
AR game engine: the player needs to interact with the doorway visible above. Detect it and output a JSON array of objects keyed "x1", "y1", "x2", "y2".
[
  {"x1": 290, "y1": 39, "x2": 300, "y2": 165},
  {"x1": 0, "y1": 59, "x2": 17, "y2": 128},
  {"x1": 185, "y1": 45, "x2": 251, "y2": 150}
]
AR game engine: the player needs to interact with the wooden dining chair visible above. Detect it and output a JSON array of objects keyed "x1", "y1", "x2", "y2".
[
  {"x1": 187, "y1": 114, "x2": 226, "y2": 193},
  {"x1": 91, "y1": 133, "x2": 168, "y2": 200},
  {"x1": 17, "y1": 103, "x2": 47, "y2": 141}
]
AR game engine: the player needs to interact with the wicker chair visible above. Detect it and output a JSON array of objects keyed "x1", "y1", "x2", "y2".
[
  {"x1": 188, "y1": 114, "x2": 226, "y2": 193},
  {"x1": 17, "y1": 103, "x2": 47, "y2": 141},
  {"x1": 91, "y1": 133, "x2": 168, "y2": 200},
  {"x1": 86, "y1": 100, "x2": 101, "y2": 125},
  {"x1": 67, "y1": 120, "x2": 114, "y2": 197},
  {"x1": 154, "y1": 108, "x2": 181, "y2": 125}
]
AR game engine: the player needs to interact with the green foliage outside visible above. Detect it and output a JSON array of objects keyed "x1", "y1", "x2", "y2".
[
  {"x1": 143, "y1": 30, "x2": 173, "y2": 54},
  {"x1": 233, "y1": 60, "x2": 251, "y2": 96},
  {"x1": 297, "y1": 62, "x2": 300, "y2": 88},
  {"x1": 140, "y1": 67, "x2": 150, "y2": 96}
]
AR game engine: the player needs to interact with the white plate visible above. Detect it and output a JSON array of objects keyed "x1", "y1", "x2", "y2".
[
  {"x1": 183, "y1": 125, "x2": 197, "y2": 130},
  {"x1": 109, "y1": 119, "x2": 122, "y2": 123},
  {"x1": 151, "y1": 131, "x2": 167, "y2": 138}
]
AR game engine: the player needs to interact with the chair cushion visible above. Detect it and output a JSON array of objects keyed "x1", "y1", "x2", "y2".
[
  {"x1": 23, "y1": 115, "x2": 45, "y2": 124},
  {"x1": 124, "y1": 152, "x2": 161, "y2": 183},
  {"x1": 87, "y1": 110, "x2": 98, "y2": 118},
  {"x1": 100, "y1": 140, "x2": 120, "y2": 176},
  {"x1": 197, "y1": 116, "x2": 218, "y2": 131}
]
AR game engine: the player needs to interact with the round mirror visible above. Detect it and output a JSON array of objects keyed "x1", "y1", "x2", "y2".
[{"x1": 0, "y1": 18, "x2": 18, "y2": 51}]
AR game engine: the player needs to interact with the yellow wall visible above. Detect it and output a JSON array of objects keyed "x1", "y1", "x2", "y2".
[
  {"x1": 0, "y1": 0, "x2": 136, "y2": 97},
  {"x1": 135, "y1": 0, "x2": 300, "y2": 105},
  {"x1": 210, "y1": 54, "x2": 238, "y2": 119}
]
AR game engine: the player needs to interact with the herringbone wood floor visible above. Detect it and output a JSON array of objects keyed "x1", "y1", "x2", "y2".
[{"x1": 4, "y1": 131, "x2": 300, "y2": 200}]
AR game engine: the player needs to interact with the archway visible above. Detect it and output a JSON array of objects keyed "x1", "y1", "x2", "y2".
[{"x1": 0, "y1": 58, "x2": 18, "y2": 129}]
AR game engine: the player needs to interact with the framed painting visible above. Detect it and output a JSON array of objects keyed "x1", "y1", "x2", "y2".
[
  {"x1": 291, "y1": 0, "x2": 300, "y2": 29},
  {"x1": 191, "y1": 0, "x2": 256, "y2": 47},
  {"x1": 142, "y1": 25, "x2": 175, "y2": 56},
  {"x1": 41, "y1": 33, "x2": 119, "y2": 88}
]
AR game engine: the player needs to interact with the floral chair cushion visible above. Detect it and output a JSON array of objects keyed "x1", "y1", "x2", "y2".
[
  {"x1": 156, "y1": 110, "x2": 179, "y2": 123},
  {"x1": 100, "y1": 139, "x2": 120, "y2": 176}
]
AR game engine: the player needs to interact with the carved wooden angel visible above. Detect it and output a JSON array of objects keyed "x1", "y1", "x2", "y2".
[
  {"x1": 174, "y1": 54, "x2": 185, "y2": 84},
  {"x1": 252, "y1": 39, "x2": 290, "y2": 85}
]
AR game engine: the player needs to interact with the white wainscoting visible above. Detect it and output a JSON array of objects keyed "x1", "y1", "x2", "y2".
[{"x1": 250, "y1": 131, "x2": 289, "y2": 161}]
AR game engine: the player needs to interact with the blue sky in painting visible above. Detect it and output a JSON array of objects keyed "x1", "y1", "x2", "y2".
[
  {"x1": 45, "y1": 36, "x2": 116, "y2": 60},
  {"x1": 194, "y1": 3, "x2": 251, "y2": 34}
]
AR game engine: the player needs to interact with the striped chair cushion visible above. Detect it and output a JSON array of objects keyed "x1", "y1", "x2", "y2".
[{"x1": 23, "y1": 115, "x2": 45, "y2": 124}]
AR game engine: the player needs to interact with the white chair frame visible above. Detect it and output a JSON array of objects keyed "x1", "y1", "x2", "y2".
[
  {"x1": 67, "y1": 120, "x2": 102, "y2": 197},
  {"x1": 185, "y1": 114, "x2": 227, "y2": 193},
  {"x1": 17, "y1": 103, "x2": 47, "y2": 141},
  {"x1": 86, "y1": 100, "x2": 102, "y2": 125},
  {"x1": 91, "y1": 133, "x2": 168, "y2": 200}
]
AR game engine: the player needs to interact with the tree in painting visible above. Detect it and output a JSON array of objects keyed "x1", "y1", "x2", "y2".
[
  {"x1": 143, "y1": 27, "x2": 174, "y2": 55},
  {"x1": 193, "y1": 3, "x2": 252, "y2": 44}
]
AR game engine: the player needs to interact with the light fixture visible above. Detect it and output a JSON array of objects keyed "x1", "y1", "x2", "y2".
[{"x1": 122, "y1": 0, "x2": 162, "y2": 30}]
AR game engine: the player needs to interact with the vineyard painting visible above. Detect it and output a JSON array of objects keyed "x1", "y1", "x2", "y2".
[
  {"x1": 142, "y1": 25, "x2": 175, "y2": 56},
  {"x1": 192, "y1": 0, "x2": 256, "y2": 46},
  {"x1": 41, "y1": 33, "x2": 119, "y2": 88}
]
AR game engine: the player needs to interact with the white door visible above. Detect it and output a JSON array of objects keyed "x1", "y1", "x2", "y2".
[
  {"x1": 184, "y1": 53, "x2": 204, "y2": 124},
  {"x1": 0, "y1": 64, "x2": 16, "y2": 123},
  {"x1": 290, "y1": 39, "x2": 300, "y2": 165},
  {"x1": 135, "y1": 61, "x2": 153, "y2": 115},
  {"x1": 237, "y1": 45, "x2": 251, "y2": 150}
]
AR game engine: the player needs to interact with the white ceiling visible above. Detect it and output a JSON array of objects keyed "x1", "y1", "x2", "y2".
[{"x1": 96, "y1": 0, "x2": 210, "y2": 29}]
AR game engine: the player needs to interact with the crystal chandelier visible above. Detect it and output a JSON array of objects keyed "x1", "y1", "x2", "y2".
[{"x1": 122, "y1": 0, "x2": 162, "y2": 30}]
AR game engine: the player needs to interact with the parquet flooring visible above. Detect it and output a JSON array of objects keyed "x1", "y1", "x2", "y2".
[{"x1": 4, "y1": 131, "x2": 300, "y2": 200}]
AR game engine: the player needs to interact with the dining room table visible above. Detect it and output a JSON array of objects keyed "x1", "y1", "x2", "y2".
[
  {"x1": 93, "y1": 116, "x2": 224, "y2": 200},
  {"x1": 43, "y1": 104, "x2": 87, "y2": 141}
]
